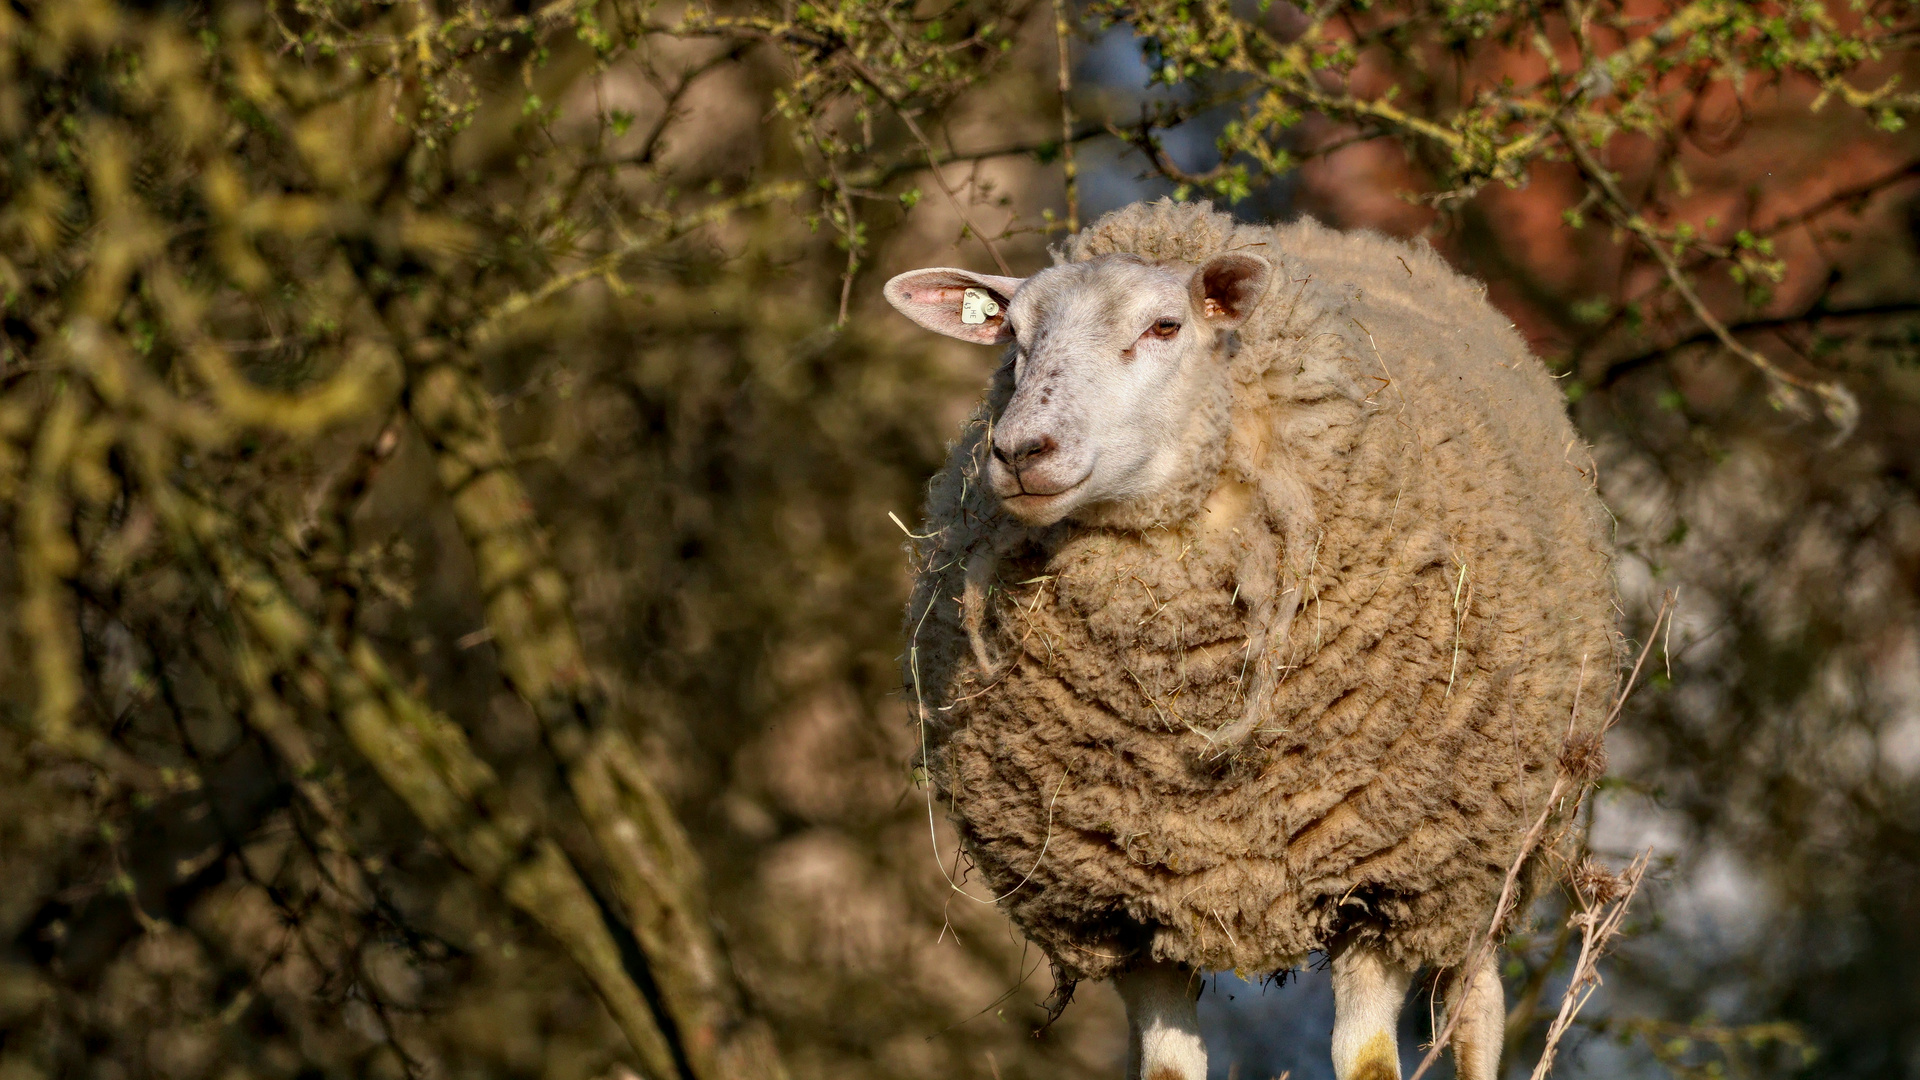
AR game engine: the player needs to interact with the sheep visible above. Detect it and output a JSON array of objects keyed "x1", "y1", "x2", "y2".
[{"x1": 885, "y1": 200, "x2": 1618, "y2": 1080}]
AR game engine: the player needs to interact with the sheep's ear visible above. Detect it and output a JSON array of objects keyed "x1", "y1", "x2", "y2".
[
  {"x1": 884, "y1": 268, "x2": 1025, "y2": 344},
  {"x1": 1191, "y1": 252, "x2": 1272, "y2": 328}
]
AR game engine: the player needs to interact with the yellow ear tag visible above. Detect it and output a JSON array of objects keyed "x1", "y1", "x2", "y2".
[{"x1": 961, "y1": 287, "x2": 1001, "y2": 325}]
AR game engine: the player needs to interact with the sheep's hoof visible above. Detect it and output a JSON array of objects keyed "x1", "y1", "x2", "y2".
[{"x1": 1343, "y1": 1031, "x2": 1400, "y2": 1080}]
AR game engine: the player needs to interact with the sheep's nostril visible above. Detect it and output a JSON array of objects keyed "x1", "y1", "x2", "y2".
[
  {"x1": 1012, "y1": 435, "x2": 1057, "y2": 467},
  {"x1": 993, "y1": 435, "x2": 1058, "y2": 470}
]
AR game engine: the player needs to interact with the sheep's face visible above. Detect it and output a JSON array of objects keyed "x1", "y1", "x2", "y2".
[{"x1": 886, "y1": 252, "x2": 1271, "y2": 525}]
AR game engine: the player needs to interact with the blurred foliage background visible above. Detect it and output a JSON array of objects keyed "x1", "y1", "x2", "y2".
[{"x1": 2, "y1": 1, "x2": 1919, "y2": 1078}]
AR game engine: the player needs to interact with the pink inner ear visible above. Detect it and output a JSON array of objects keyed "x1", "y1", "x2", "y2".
[
  {"x1": 1196, "y1": 254, "x2": 1272, "y2": 324},
  {"x1": 902, "y1": 282, "x2": 1004, "y2": 327},
  {"x1": 909, "y1": 284, "x2": 970, "y2": 306},
  {"x1": 884, "y1": 268, "x2": 1016, "y2": 344}
]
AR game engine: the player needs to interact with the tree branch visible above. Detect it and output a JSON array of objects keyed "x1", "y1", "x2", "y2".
[
  {"x1": 1591, "y1": 300, "x2": 1920, "y2": 390},
  {"x1": 385, "y1": 287, "x2": 789, "y2": 1080},
  {"x1": 1559, "y1": 123, "x2": 1859, "y2": 436}
]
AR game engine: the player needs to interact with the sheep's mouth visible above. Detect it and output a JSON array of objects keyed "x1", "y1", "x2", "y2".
[
  {"x1": 1000, "y1": 472, "x2": 1091, "y2": 522},
  {"x1": 1006, "y1": 487, "x2": 1073, "y2": 506}
]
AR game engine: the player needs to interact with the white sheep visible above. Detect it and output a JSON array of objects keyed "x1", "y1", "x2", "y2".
[{"x1": 886, "y1": 200, "x2": 1617, "y2": 1080}]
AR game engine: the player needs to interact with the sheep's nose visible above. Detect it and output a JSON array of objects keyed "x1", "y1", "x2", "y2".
[{"x1": 993, "y1": 434, "x2": 1057, "y2": 470}]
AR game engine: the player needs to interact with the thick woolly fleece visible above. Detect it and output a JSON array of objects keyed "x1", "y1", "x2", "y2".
[{"x1": 904, "y1": 201, "x2": 1618, "y2": 984}]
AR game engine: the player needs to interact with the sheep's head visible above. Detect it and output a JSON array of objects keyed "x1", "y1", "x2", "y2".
[{"x1": 885, "y1": 252, "x2": 1271, "y2": 526}]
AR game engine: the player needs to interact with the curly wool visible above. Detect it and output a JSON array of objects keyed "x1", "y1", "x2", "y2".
[{"x1": 905, "y1": 201, "x2": 1618, "y2": 984}]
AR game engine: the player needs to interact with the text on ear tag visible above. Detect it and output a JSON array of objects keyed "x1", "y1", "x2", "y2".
[{"x1": 961, "y1": 287, "x2": 1001, "y2": 325}]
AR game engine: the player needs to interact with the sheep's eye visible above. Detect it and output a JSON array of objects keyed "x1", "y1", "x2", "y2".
[{"x1": 1147, "y1": 318, "x2": 1181, "y2": 340}]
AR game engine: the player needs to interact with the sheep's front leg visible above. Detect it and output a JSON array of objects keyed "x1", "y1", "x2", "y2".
[
  {"x1": 1331, "y1": 945, "x2": 1413, "y2": 1080},
  {"x1": 1114, "y1": 962, "x2": 1206, "y2": 1080},
  {"x1": 1443, "y1": 951, "x2": 1504, "y2": 1080}
]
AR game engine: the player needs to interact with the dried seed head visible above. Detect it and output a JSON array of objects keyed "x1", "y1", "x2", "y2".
[
  {"x1": 1558, "y1": 733, "x2": 1609, "y2": 782},
  {"x1": 1570, "y1": 857, "x2": 1626, "y2": 905}
]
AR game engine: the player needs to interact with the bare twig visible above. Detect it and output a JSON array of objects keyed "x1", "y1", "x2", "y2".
[
  {"x1": 472, "y1": 181, "x2": 808, "y2": 341},
  {"x1": 840, "y1": 56, "x2": 1014, "y2": 275},
  {"x1": 1527, "y1": 850, "x2": 1653, "y2": 1080},
  {"x1": 1052, "y1": 0, "x2": 1078, "y2": 234},
  {"x1": 849, "y1": 124, "x2": 1112, "y2": 191}
]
